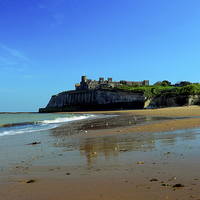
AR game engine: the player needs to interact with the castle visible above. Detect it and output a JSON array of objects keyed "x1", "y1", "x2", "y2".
[
  {"x1": 39, "y1": 75, "x2": 200, "y2": 113},
  {"x1": 39, "y1": 75, "x2": 150, "y2": 113},
  {"x1": 75, "y1": 76, "x2": 149, "y2": 91}
]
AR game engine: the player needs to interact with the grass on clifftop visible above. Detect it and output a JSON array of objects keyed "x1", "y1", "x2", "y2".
[{"x1": 108, "y1": 83, "x2": 200, "y2": 98}]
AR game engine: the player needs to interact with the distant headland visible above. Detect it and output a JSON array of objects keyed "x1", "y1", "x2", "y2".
[{"x1": 39, "y1": 76, "x2": 200, "y2": 113}]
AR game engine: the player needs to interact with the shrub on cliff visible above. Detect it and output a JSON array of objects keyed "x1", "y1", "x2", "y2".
[
  {"x1": 162, "y1": 80, "x2": 171, "y2": 86},
  {"x1": 179, "y1": 84, "x2": 200, "y2": 95},
  {"x1": 111, "y1": 83, "x2": 200, "y2": 97},
  {"x1": 154, "y1": 80, "x2": 171, "y2": 86}
]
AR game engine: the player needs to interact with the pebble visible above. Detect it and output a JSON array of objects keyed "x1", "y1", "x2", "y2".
[{"x1": 90, "y1": 152, "x2": 97, "y2": 155}]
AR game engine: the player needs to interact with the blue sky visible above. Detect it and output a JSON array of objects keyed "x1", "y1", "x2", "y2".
[{"x1": 1, "y1": 0, "x2": 200, "y2": 112}]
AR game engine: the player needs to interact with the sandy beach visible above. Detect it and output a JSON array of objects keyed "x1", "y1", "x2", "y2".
[{"x1": 1, "y1": 106, "x2": 200, "y2": 200}]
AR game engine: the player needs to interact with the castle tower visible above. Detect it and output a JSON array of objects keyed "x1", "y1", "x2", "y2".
[
  {"x1": 99, "y1": 77, "x2": 104, "y2": 84},
  {"x1": 108, "y1": 78, "x2": 112, "y2": 83},
  {"x1": 81, "y1": 76, "x2": 87, "y2": 83}
]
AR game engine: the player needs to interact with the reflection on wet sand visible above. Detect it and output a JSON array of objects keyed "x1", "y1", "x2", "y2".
[
  {"x1": 79, "y1": 134, "x2": 156, "y2": 164},
  {"x1": 49, "y1": 114, "x2": 200, "y2": 167},
  {"x1": 50, "y1": 125, "x2": 200, "y2": 168}
]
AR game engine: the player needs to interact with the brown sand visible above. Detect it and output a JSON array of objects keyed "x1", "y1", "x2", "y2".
[
  {"x1": 75, "y1": 105, "x2": 200, "y2": 136},
  {"x1": 73, "y1": 105, "x2": 200, "y2": 117},
  {"x1": 1, "y1": 106, "x2": 200, "y2": 200}
]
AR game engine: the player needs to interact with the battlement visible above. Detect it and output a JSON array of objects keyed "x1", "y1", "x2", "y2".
[{"x1": 75, "y1": 76, "x2": 149, "y2": 91}]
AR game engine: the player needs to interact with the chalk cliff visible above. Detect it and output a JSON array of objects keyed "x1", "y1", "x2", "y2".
[
  {"x1": 39, "y1": 90, "x2": 146, "y2": 112},
  {"x1": 144, "y1": 94, "x2": 200, "y2": 109},
  {"x1": 39, "y1": 90, "x2": 200, "y2": 113}
]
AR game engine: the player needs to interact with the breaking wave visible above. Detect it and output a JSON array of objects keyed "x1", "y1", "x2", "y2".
[{"x1": 0, "y1": 114, "x2": 94, "y2": 137}]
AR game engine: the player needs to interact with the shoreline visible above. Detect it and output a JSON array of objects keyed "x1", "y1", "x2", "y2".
[{"x1": 1, "y1": 106, "x2": 200, "y2": 200}]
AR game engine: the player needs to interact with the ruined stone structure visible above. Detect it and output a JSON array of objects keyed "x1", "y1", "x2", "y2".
[{"x1": 75, "y1": 76, "x2": 149, "y2": 91}]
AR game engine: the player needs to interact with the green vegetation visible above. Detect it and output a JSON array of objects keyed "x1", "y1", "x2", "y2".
[{"x1": 107, "y1": 81, "x2": 200, "y2": 98}]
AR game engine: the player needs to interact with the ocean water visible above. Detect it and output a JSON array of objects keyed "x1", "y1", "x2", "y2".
[{"x1": 0, "y1": 112, "x2": 94, "y2": 137}]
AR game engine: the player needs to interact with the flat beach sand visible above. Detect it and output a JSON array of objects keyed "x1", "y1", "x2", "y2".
[{"x1": 1, "y1": 106, "x2": 200, "y2": 200}]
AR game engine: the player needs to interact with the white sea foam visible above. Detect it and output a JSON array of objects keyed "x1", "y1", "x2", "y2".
[
  {"x1": 0, "y1": 124, "x2": 58, "y2": 136},
  {"x1": 42, "y1": 115, "x2": 90, "y2": 124},
  {"x1": 0, "y1": 114, "x2": 94, "y2": 137}
]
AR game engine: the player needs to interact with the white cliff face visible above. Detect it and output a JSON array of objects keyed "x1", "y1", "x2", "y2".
[
  {"x1": 144, "y1": 94, "x2": 200, "y2": 109},
  {"x1": 45, "y1": 90, "x2": 146, "y2": 110},
  {"x1": 95, "y1": 91, "x2": 146, "y2": 105},
  {"x1": 40, "y1": 90, "x2": 200, "y2": 112},
  {"x1": 46, "y1": 92, "x2": 69, "y2": 108}
]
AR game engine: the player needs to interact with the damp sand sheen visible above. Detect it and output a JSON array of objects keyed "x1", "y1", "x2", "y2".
[{"x1": 1, "y1": 106, "x2": 200, "y2": 200}]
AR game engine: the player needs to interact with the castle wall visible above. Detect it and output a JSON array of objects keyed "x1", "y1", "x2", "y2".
[{"x1": 76, "y1": 76, "x2": 149, "y2": 91}]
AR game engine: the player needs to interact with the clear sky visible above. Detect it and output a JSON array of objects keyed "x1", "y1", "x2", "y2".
[{"x1": 1, "y1": 0, "x2": 200, "y2": 112}]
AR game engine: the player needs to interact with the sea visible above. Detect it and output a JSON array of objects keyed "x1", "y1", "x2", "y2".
[{"x1": 0, "y1": 112, "x2": 95, "y2": 137}]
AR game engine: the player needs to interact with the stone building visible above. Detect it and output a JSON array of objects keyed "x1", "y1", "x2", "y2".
[{"x1": 75, "y1": 76, "x2": 149, "y2": 91}]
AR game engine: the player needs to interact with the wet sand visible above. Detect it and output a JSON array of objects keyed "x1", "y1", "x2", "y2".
[{"x1": 1, "y1": 106, "x2": 200, "y2": 200}]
